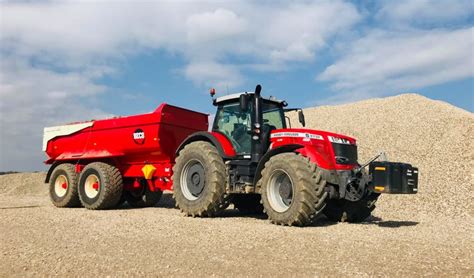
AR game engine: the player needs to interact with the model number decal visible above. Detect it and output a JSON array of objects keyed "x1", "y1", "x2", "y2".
[{"x1": 270, "y1": 132, "x2": 324, "y2": 140}]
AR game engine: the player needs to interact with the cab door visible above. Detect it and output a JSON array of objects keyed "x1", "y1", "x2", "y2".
[{"x1": 213, "y1": 102, "x2": 252, "y2": 155}]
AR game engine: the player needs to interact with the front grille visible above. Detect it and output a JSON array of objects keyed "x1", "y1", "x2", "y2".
[{"x1": 332, "y1": 143, "x2": 358, "y2": 165}]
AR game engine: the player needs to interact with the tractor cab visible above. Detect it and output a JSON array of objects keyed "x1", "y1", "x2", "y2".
[{"x1": 211, "y1": 87, "x2": 305, "y2": 161}]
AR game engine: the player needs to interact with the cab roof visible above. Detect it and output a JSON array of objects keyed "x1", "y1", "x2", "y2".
[{"x1": 214, "y1": 92, "x2": 285, "y2": 105}]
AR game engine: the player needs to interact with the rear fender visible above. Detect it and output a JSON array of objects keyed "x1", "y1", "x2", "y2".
[{"x1": 176, "y1": 131, "x2": 236, "y2": 159}]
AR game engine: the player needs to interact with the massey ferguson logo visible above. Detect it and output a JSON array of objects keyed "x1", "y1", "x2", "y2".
[{"x1": 133, "y1": 129, "x2": 145, "y2": 145}]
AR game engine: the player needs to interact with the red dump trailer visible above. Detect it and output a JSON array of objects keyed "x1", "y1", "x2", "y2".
[{"x1": 43, "y1": 103, "x2": 208, "y2": 209}]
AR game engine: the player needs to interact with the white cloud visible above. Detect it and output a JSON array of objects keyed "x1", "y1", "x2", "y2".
[
  {"x1": 0, "y1": 56, "x2": 111, "y2": 171},
  {"x1": 0, "y1": 0, "x2": 360, "y2": 170},
  {"x1": 376, "y1": 0, "x2": 474, "y2": 26},
  {"x1": 184, "y1": 62, "x2": 244, "y2": 90},
  {"x1": 317, "y1": 27, "x2": 474, "y2": 104}
]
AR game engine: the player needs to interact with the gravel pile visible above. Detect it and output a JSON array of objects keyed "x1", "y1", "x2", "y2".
[
  {"x1": 290, "y1": 93, "x2": 474, "y2": 220},
  {"x1": 0, "y1": 94, "x2": 472, "y2": 276}
]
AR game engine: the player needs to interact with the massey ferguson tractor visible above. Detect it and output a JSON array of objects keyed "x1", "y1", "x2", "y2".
[{"x1": 43, "y1": 85, "x2": 418, "y2": 226}]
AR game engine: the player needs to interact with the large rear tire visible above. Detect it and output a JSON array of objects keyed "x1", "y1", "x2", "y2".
[
  {"x1": 78, "y1": 162, "x2": 123, "y2": 210},
  {"x1": 172, "y1": 141, "x2": 229, "y2": 217},
  {"x1": 259, "y1": 153, "x2": 328, "y2": 226},
  {"x1": 232, "y1": 194, "x2": 264, "y2": 215},
  {"x1": 49, "y1": 163, "x2": 81, "y2": 207},
  {"x1": 323, "y1": 192, "x2": 380, "y2": 223}
]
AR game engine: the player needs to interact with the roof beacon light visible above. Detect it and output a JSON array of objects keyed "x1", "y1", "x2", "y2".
[{"x1": 210, "y1": 88, "x2": 216, "y2": 97}]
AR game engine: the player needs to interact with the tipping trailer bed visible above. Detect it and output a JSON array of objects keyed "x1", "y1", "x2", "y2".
[{"x1": 43, "y1": 103, "x2": 208, "y2": 191}]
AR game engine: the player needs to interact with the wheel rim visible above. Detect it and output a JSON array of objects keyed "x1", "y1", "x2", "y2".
[
  {"x1": 180, "y1": 159, "x2": 205, "y2": 201},
  {"x1": 267, "y1": 169, "x2": 294, "y2": 212},
  {"x1": 84, "y1": 174, "x2": 100, "y2": 199},
  {"x1": 54, "y1": 175, "x2": 68, "y2": 198}
]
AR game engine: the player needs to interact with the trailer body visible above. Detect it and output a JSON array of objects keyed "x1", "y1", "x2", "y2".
[{"x1": 44, "y1": 103, "x2": 208, "y2": 191}]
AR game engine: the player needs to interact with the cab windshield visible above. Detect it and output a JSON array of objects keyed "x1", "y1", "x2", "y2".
[
  {"x1": 213, "y1": 99, "x2": 286, "y2": 154},
  {"x1": 262, "y1": 101, "x2": 285, "y2": 129}
]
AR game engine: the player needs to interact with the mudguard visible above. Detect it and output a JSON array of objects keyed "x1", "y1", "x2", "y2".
[
  {"x1": 254, "y1": 144, "x2": 337, "y2": 186},
  {"x1": 176, "y1": 131, "x2": 237, "y2": 159}
]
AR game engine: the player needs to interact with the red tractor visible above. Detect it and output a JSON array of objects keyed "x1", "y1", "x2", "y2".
[
  {"x1": 172, "y1": 85, "x2": 417, "y2": 225},
  {"x1": 43, "y1": 85, "x2": 417, "y2": 226}
]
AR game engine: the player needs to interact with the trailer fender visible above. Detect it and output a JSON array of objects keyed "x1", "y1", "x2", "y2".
[
  {"x1": 45, "y1": 161, "x2": 63, "y2": 183},
  {"x1": 176, "y1": 131, "x2": 236, "y2": 159}
]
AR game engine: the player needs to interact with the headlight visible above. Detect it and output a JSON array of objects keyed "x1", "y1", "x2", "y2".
[{"x1": 328, "y1": 136, "x2": 351, "y2": 145}]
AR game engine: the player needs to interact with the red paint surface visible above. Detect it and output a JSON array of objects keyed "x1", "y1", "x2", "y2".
[
  {"x1": 44, "y1": 103, "x2": 208, "y2": 191},
  {"x1": 270, "y1": 128, "x2": 357, "y2": 171}
]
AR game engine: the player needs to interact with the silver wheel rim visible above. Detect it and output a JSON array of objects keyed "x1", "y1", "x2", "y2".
[
  {"x1": 84, "y1": 174, "x2": 100, "y2": 199},
  {"x1": 267, "y1": 169, "x2": 294, "y2": 213},
  {"x1": 180, "y1": 159, "x2": 205, "y2": 201},
  {"x1": 54, "y1": 174, "x2": 68, "y2": 198}
]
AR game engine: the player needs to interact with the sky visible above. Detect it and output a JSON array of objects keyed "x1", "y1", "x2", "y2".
[{"x1": 0, "y1": 0, "x2": 473, "y2": 171}]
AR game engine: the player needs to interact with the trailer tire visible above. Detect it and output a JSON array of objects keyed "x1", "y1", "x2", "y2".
[
  {"x1": 78, "y1": 162, "x2": 123, "y2": 210},
  {"x1": 125, "y1": 180, "x2": 163, "y2": 208},
  {"x1": 323, "y1": 192, "x2": 380, "y2": 223},
  {"x1": 49, "y1": 163, "x2": 81, "y2": 207},
  {"x1": 172, "y1": 141, "x2": 229, "y2": 217},
  {"x1": 259, "y1": 153, "x2": 328, "y2": 226},
  {"x1": 232, "y1": 194, "x2": 264, "y2": 215}
]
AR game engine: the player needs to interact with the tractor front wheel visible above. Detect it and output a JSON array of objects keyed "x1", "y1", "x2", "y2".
[
  {"x1": 172, "y1": 141, "x2": 229, "y2": 217},
  {"x1": 259, "y1": 153, "x2": 328, "y2": 226}
]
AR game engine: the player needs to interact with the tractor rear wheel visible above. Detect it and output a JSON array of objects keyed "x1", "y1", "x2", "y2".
[
  {"x1": 125, "y1": 179, "x2": 162, "y2": 208},
  {"x1": 259, "y1": 153, "x2": 327, "y2": 226},
  {"x1": 78, "y1": 162, "x2": 123, "y2": 210},
  {"x1": 49, "y1": 163, "x2": 81, "y2": 207},
  {"x1": 232, "y1": 194, "x2": 264, "y2": 215},
  {"x1": 323, "y1": 192, "x2": 380, "y2": 223},
  {"x1": 172, "y1": 141, "x2": 229, "y2": 217}
]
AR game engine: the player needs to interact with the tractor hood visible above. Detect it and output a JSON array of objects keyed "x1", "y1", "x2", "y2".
[
  {"x1": 269, "y1": 128, "x2": 356, "y2": 145},
  {"x1": 269, "y1": 128, "x2": 358, "y2": 170}
]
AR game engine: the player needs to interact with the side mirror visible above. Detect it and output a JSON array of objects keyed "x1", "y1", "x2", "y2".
[
  {"x1": 239, "y1": 94, "x2": 249, "y2": 111},
  {"x1": 298, "y1": 110, "x2": 306, "y2": 127}
]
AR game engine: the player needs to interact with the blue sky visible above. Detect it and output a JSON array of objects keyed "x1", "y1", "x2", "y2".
[{"x1": 0, "y1": 0, "x2": 473, "y2": 171}]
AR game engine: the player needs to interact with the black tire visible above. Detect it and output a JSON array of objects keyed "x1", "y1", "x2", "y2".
[
  {"x1": 323, "y1": 192, "x2": 380, "y2": 223},
  {"x1": 125, "y1": 179, "x2": 163, "y2": 208},
  {"x1": 78, "y1": 162, "x2": 123, "y2": 210},
  {"x1": 49, "y1": 163, "x2": 81, "y2": 207},
  {"x1": 259, "y1": 153, "x2": 328, "y2": 226},
  {"x1": 172, "y1": 141, "x2": 229, "y2": 217},
  {"x1": 232, "y1": 194, "x2": 264, "y2": 215}
]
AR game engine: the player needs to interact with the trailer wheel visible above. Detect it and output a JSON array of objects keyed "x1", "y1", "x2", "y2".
[
  {"x1": 78, "y1": 162, "x2": 123, "y2": 210},
  {"x1": 232, "y1": 194, "x2": 264, "y2": 215},
  {"x1": 49, "y1": 163, "x2": 81, "y2": 207},
  {"x1": 172, "y1": 141, "x2": 229, "y2": 217},
  {"x1": 259, "y1": 153, "x2": 328, "y2": 226},
  {"x1": 323, "y1": 192, "x2": 380, "y2": 223},
  {"x1": 125, "y1": 179, "x2": 163, "y2": 208}
]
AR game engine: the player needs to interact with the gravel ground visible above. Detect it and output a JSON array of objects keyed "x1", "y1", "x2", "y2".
[{"x1": 1, "y1": 94, "x2": 473, "y2": 276}]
